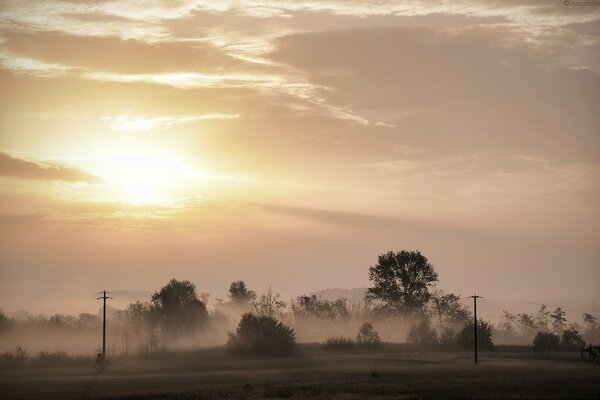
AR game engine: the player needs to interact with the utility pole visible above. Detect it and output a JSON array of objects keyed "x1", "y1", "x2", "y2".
[
  {"x1": 97, "y1": 290, "x2": 111, "y2": 361},
  {"x1": 469, "y1": 295, "x2": 482, "y2": 364}
]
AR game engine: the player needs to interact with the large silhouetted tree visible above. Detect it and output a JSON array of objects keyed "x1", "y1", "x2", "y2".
[
  {"x1": 367, "y1": 250, "x2": 438, "y2": 315},
  {"x1": 151, "y1": 279, "x2": 208, "y2": 338}
]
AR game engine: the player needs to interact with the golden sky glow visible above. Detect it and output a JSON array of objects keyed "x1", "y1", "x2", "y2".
[{"x1": 0, "y1": 0, "x2": 599, "y2": 314}]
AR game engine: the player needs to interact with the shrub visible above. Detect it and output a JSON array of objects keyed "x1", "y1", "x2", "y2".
[
  {"x1": 533, "y1": 331, "x2": 560, "y2": 353},
  {"x1": 324, "y1": 336, "x2": 355, "y2": 351},
  {"x1": 356, "y1": 322, "x2": 382, "y2": 348},
  {"x1": 407, "y1": 319, "x2": 438, "y2": 347},
  {"x1": 227, "y1": 313, "x2": 295, "y2": 354},
  {"x1": 457, "y1": 319, "x2": 494, "y2": 350}
]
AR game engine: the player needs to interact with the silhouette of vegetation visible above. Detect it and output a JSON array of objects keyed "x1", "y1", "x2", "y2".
[
  {"x1": 356, "y1": 322, "x2": 382, "y2": 348},
  {"x1": 0, "y1": 309, "x2": 13, "y2": 333},
  {"x1": 457, "y1": 319, "x2": 494, "y2": 350},
  {"x1": 533, "y1": 331, "x2": 560, "y2": 353},
  {"x1": 151, "y1": 279, "x2": 208, "y2": 338},
  {"x1": 252, "y1": 286, "x2": 285, "y2": 318},
  {"x1": 1, "y1": 250, "x2": 597, "y2": 361},
  {"x1": 429, "y1": 291, "x2": 470, "y2": 328},
  {"x1": 560, "y1": 327, "x2": 584, "y2": 349},
  {"x1": 324, "y1": 336, "x2": 355, "y2": 351},
  {"x1": 407, "y1": 319, "x2": 438, "y2": 347},
  {"x1": 582, "y1": 313, "x2": 597, "y2": 328},
  {"x1": 227, "y1": 313, "x2": 295, "y2": 354},
  {"x1": 228, "y1": 281, "x2": 256, "y2": 305},
  {"x1": 439, "y1": 327, "x2": 458, "y2": 347},
  {"x1": 550, "y1": 307, "x2": 567, "y2": 334},
  {"x1": 367, "y1": 250, "x2": 438, "y2": 315},
  {"x1": 292, "y1": 295, "x2": 349, "y2": 320}
]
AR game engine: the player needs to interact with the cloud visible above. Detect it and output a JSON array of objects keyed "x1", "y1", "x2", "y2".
[
  {"x1": 0, "y1": 31, "x2": 262, "y2": 75},
  {"x1": 0, "y1": 152, "x2": 102, "y2": 183},
  {"x1": 105, "y1": 113, "x2": 240, "y2": 132},
  {"x1": 271, "y1": 26, "x2": 600, "y2": 163}
]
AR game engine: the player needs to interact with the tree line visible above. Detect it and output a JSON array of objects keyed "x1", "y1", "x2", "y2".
[{"x1": 1, "y1": 250, "x2": 598, "y2": 356}]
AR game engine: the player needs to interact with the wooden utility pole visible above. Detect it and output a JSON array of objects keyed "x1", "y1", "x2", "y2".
[
  {"x1": 97, "y1": 290, "x2": 111, "y2": 361},
  {"x1": 469, "y1": 295, "x2": 482, "y2": 364}
]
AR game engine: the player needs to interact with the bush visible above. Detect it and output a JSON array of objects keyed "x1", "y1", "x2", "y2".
[
  {"x1": 407, "y1": 319, "x2": 438, "y2": 347},
  {"x1": 324, "y1": 336, "x2": 355, "y2": 351},
  {"x1": 457, "y1": 319, "x2": 494, "y2": 350},
  {"x1": 227, "y1": 313, "x2": 295, "y2": 354},
  {"x1": 533, "y1": 331, "x2": 560, "y2": 353},
  {"x1": 356, "y1": 322, "x2": 382, "y2": 348}
]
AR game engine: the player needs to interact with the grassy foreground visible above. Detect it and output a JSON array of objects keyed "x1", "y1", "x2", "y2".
[{"x1": 1, "y1": 347, "x2": 598, "y2": 399}]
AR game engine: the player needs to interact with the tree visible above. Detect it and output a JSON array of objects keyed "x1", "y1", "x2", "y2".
[
  {"x1": 151, "y1": 279, "x2": 208, "y2": 338},
  {"x1": 517, "y1": 313, "x2": 536, "y2": 338},
  {"x1": 228, "y1": 281, "x2": 256, "y2": 305},
  {"x1": 252, "y1": 286, "x2": 285, "y2": 318},
  {"x1": 550, "y1": 308, "x2": 567, "y2": 335},
  {"x1": 429, "y1": 291, "x2": 470, "y2": 328},
  {"x1": 439, "y1": 327, "x2": 457, "y2": 347},
  {"x1": 121, "y1": 301, "x2": 160, "y2": 354},
  {"x1": 75, "y1": 313, "x2": 99, "y2": 330},
  {"x1": 227, "y1": 313, "x2": 295, "y2": 354},
  {"x1": 292, "y1": 295, "x2": 349, "y2": 320},
  {"x1": 535, "y1": 304, "x2": 550, "y2": 332},
  {"x1": 356, "y1": 322, "x2": 382, "y2": 348},
  {"x1": 367, "y1": 250, "x2": 438, "y2": 315},
  {"x1": 498, "y1": 311, "x2": 517, "y2": 335},
  {"x1": 457, "y1": 319, "x2": 494, "y2": 350},
  {"x1": 582, "y1": 313, "x2": 597, "y2": 329},
  {"x1": 407, "y1": 319, "x2": 438, "y2": 347},
  {"x1": 561, "y1": 327, "x2": 584, "y2": 349},
  {"x1": 533, "y1": 331, "x2": 560, "y2": 353},
  {"x1": 0, "y1": 310, "x2": 13, "y2": 333}
]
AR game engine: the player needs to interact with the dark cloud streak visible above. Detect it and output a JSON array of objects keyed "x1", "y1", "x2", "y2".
[{"x1": 0, "y1": 151, "x2": 102, "y2": 183}]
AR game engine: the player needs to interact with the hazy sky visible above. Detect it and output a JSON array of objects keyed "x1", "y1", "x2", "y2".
[{"x1": 0, "y1": 1, "x2": 599, "y2": 317}]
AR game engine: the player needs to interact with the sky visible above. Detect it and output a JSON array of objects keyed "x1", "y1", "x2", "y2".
[{"x1": 0, "y1": 0, "x2": 599, "y2": 318}]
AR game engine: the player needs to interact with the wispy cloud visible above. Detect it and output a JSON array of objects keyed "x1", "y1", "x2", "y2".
[
  {"x1": 0, "y1": 52, "x2": 75, "y2": 76},
  {"x1": 83, "y1": 70, "x2": 286, "y2": 89},
  {"x1": 105, "y1": 114, "x2": 240, "y2": 132}
]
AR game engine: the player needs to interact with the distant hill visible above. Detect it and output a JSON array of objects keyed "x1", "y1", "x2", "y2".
[{"x1": 310, "y1": 288, "x2": 367, "y2": 304}]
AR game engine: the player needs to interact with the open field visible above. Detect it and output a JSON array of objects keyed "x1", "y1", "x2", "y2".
[{"x1": 1, "y1": 348, "x2": 598, "y2": 400}]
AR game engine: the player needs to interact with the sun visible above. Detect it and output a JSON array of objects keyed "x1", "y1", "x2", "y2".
[
  {"x1": 82, "y1": 150, "x2": 202, "y2": 205},
  {"x1": 129, "y1": 179, "x2": 155, "y2": 203}
]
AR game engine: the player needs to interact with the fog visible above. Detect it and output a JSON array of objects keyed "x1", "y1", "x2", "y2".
[{"x1": 2, "y1": 281, "x2": 598, "y2": 359}]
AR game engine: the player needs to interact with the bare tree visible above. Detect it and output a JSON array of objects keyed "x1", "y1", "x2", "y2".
[{"x1": 253, "y1": 286, "x2": 285, "y2": 318}]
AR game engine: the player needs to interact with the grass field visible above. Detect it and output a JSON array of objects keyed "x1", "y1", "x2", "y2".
[{"x1": 1, "y1": 347, "x2": 598, "y2": 399}]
